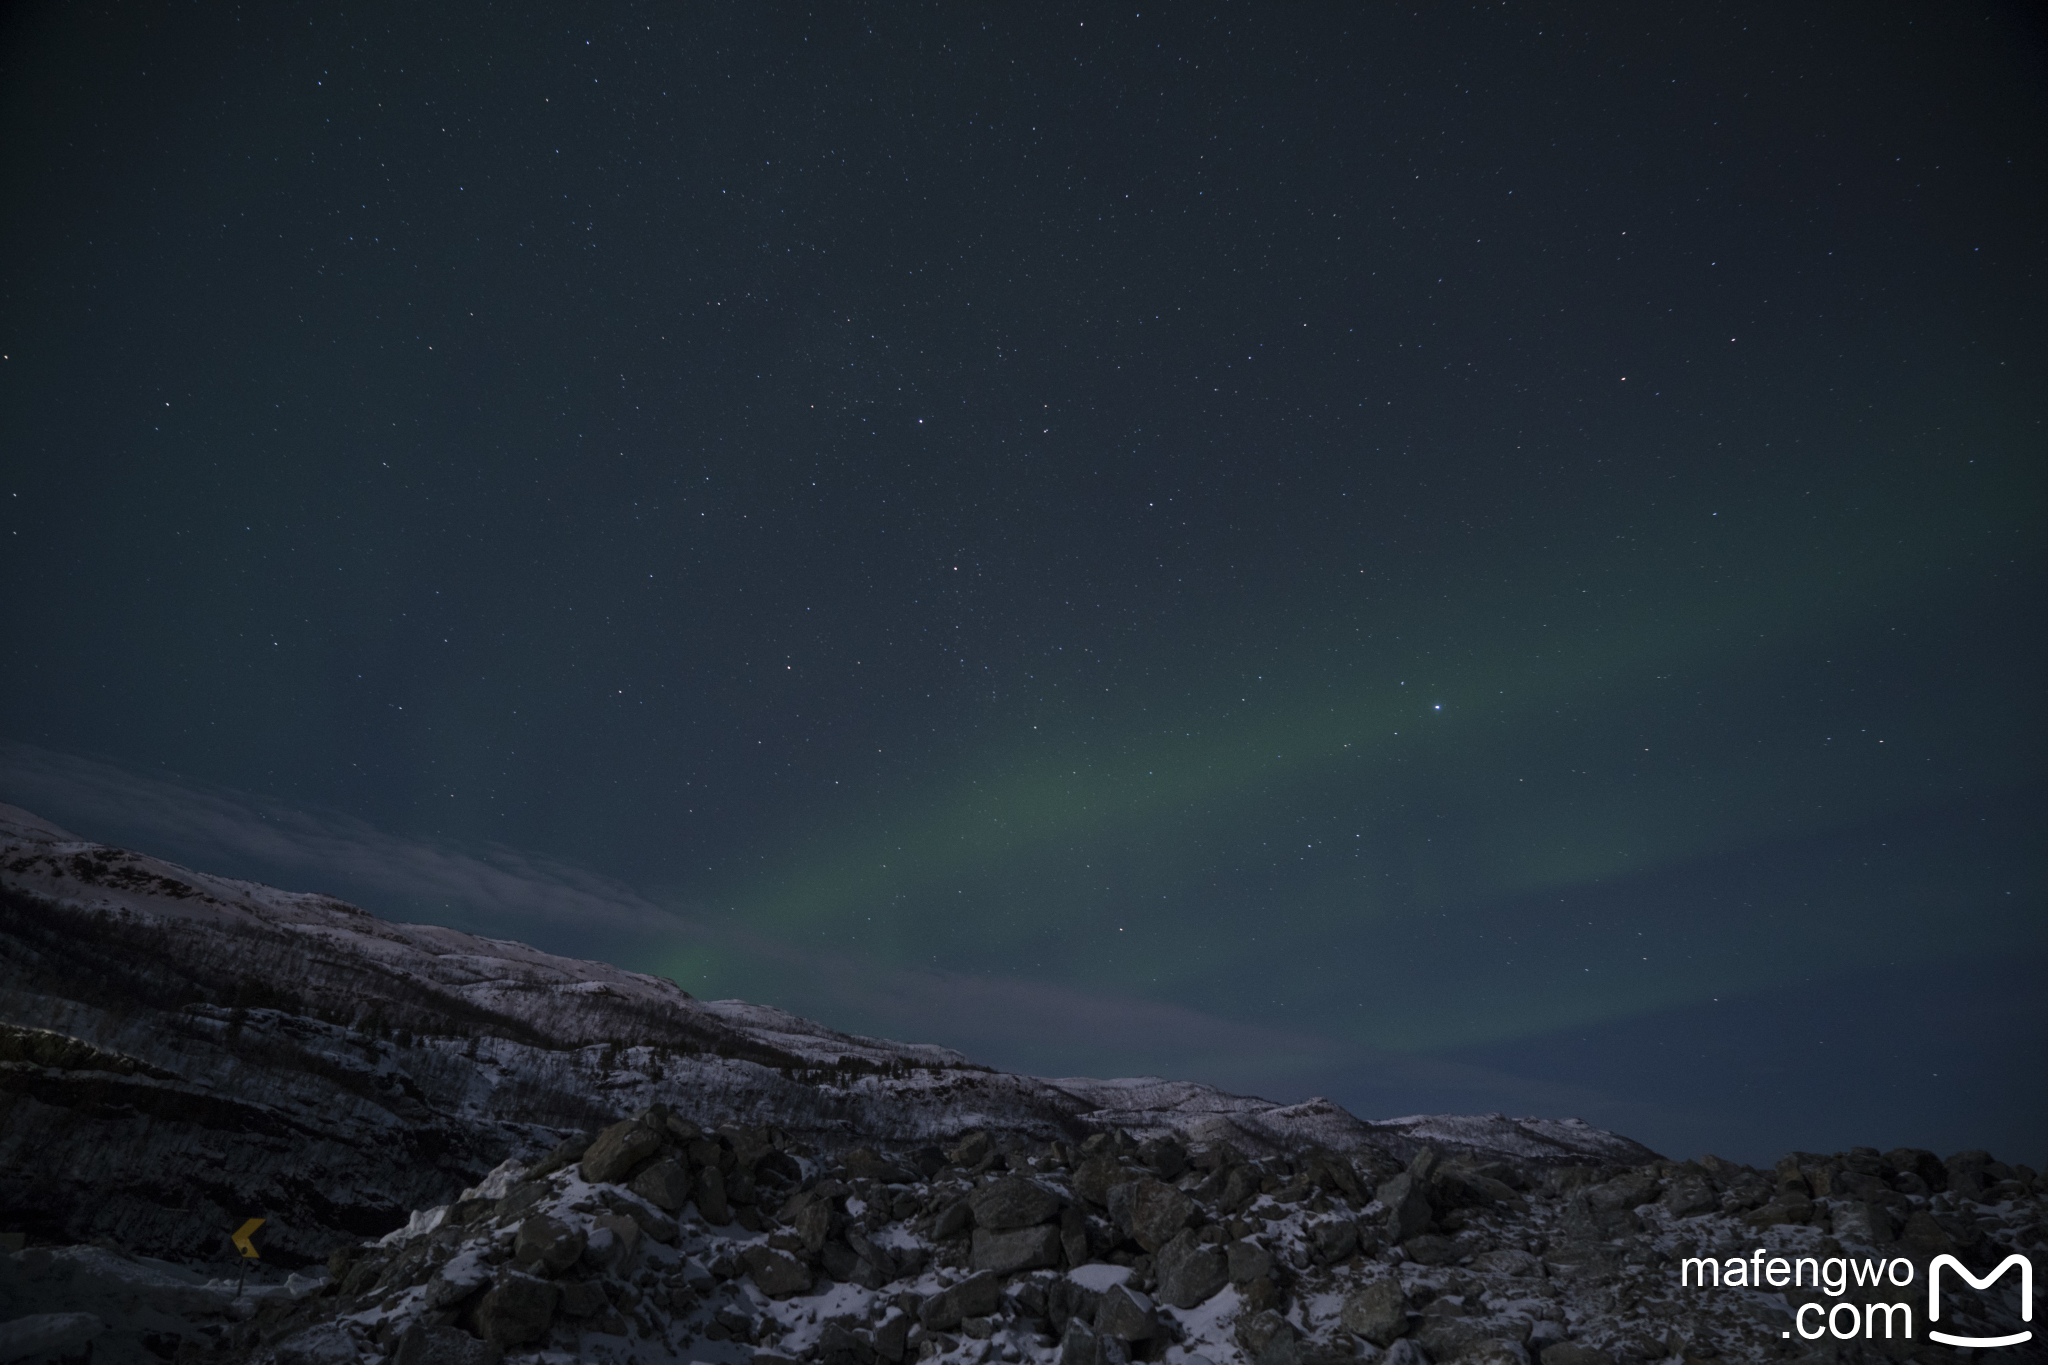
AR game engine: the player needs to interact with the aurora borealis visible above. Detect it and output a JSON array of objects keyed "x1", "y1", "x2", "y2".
[{"x1": 1, "y1": 2, "x2": 2041, "y2": 1162}]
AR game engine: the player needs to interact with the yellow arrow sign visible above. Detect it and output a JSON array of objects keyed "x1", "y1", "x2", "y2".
[{"x1": 232, "y1": 1218, "x2": 265, "y2": 1258}]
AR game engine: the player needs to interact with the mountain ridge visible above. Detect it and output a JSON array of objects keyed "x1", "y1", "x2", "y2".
[{"x1": 0, "y1": 801, "x2": 1654, "y2": 1270}]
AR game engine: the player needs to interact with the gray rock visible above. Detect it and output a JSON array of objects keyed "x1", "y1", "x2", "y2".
[
  {"x1": 583, "y1": 1210, "x2": 642, "y2": 1273},
  {"x1": 1380, "y1": 1342, "x2": 1429, "y2": 1365},
  {"x1": 1226, "y1": 1239, "x2": 1274, "y2": 1284},
  {"x1": 1060, "y1": 1204, "x2": 1091, "y2": 1267},
  {"x1": 1378, "y1": 1172, "x2": 1433, "y2": 1241},
  {"x1": 578, "y1": 1119, "x2": 662, "y2": 1184},
  {"x1": 475, "y1": 1271, "x2": 560, "y2": 1347},
  {"x1": 821, "y1": 1238, "x2": 861, "y2": 1280},
  {"x1": 1074, "y1": 1153, "x2": 1135, "y2": 1207},
  {"x1": 696, "y1": 1163, "x2": 731, "y2": 1225},
  {"x1": 1539, "y1": 1346, "x2": 1616, "y2": 1365},
  {"x1": 1153, "y1": 1227, "x2": 1229, "y2": 1308},
  {"x1": 816, "y1": 1322, "x2": 875, "y2": 1365},
  {"x1": 1234, "y1": 1308, "x2": 1300, "y2": 1365},
  {"x1": 513, "y1": 1215, "x2": 585, "y2": 1277},
  {"x1": 630, "y1": 1157, "x2": 690, "y2": 1212},
  {"x1": 932, "y1": 1198, "x2": 974, "y2": 1239},
  {"x1": 1219, "y1": 1164, "x2": 1264, "y2": 1211},
  {"x1": 558, "y1": 1279, "x2": 610, "y2": 1317},
  {"x1": 1139, "y1": 1136, "x2": 1188, "y2": 1179},
  {"x1": 1060, "y1": 1318, "x2": 1131, "y2": 1365},
  {"x1": 1094, "y1": 1283, "x2": 1159, "y2": 1341},
  {"x1": 1461, "y1": 1345, "x2": 1532, "y2": 1365},
  {"x1": 1831, "y1": 1200, "x2": 1895, "y2": 1246},
  {"x1": 1402, "y1": 1233, "x2": 1461, "y2": 1266},
  {"x1": 1127, "y1": 1178, "x2": 1195, "y2": 1252},
  {"x1": 873, "y1": 1309, "x2": 911, "y2": 1363},
  {"x1": 1418, "y1": 1314, "x2": 1528, "y2": 1361},
  {"x1": 795, "y1": 1196, "x2": 836, "y2": 1253},
  {"x1": 919, "y1": 1270, "x2": 1003, "y2": 1330},
  {"x1": 1309, "y1": 1217, "x2": 1359, "y2": 1263},
  {"x1": 970, "y1": 1175, "x2": 1062, "y2": 1229},
  {"x1": 273, "y1": 1324, "x2": 362, "y2": 1365},
  {"x1": 1340, "y1": 1278, "x2": 1409, "y2": 1347},
  {"x1": 742, "y1": 1245, "x2": 814, "y2": 1298},
  {"x1": 971, "y1": 1223, "x2": 1063, "y2": 1274},
  {"x1": 524, "y1": 1133, "x2": 590, "y2": 1180},
  {"x1": 391, "y1": 1325, "x2": 504, "y2": 1365},
  {"x1": 1660, "y1": 1175, "x2": 1716, "y2": 1218},
  {"x1": 842, "y1": 1146, "x2": 921, "y2": 1183},
  {"x1": 616, "y1": 1195, "x2": 680, "y2": 1244},
  {"x1": 949, "y1": 1130, "x2": 995, "y2": 1166},
  {"x1": 1470, "y1": 1248, "x2": 1540, "y2": 1277}
]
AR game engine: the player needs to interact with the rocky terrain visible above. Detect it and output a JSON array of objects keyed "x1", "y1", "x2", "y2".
[{"x1": 1, "y1": 803, "x2": 2041, "y2": 1365}]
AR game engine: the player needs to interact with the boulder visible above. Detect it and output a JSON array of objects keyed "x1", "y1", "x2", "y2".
[
  {"x1": 616, "y1": 1196, "x2": 679, "y2": 1245},
  {"x1": 475, "y1": 1272, "x2": 560, "y2": 1347},
  {"x1": 578, "y1": 1119, "x2": 662, "y2": 1184},
  {"x1": 696, "y1": 1164, "x2": 731, "y2": 1225},
  {"x1": 1138, "y1": 1136, "x2": 1188, "y2": 1179},
  {"x1": 1060, "y1": 1205, "x2": 1091, "y2": 1266},
  {"x1": 1226, "y1": 1239, "x2": 1274, "y2": 1284},
  {"x1": 1471, "y1": 1247, "x2": 1542, "y2": 1277},
  {"x1": 794, "y1": 1197, "x2": 836, "y2": 1254},
  {"x1": 1060, "y1": 1318, "x2": 1131, "y2": 1365},
  {"x1": 932, "y1": 1198, "x2": 974, "y2": 1239},
  {"x1": 815, "y1": 1322, "x2": 874, "y2": 1365},
  {"x1": 1153, "y1": 1228, "x2": 1228, "y2": 1308},
  {"x1": 873, "y1": 1310, "x2": 911, "y2": 1363},
  {"x1": 971, "y1": 1224, "x2": 1063, "y2": 1274},
  {"x1": 1660, "y1": 1175, "x2": 1717, "y2": 1218},
  {"x1": 1219, "y1": 1164, "x2": 1264, "y2": 1211},
  {"x1": 392, "y1": 1326, "x2": 503, "y2": 1365},
  {"x1": 1831, "y1": 1200, "x2": 1895, "y2": 1247},
  {"x1": 970, "y1": 1175, "x2": 1062, "y2": 1229},
  {"x1": 631, "y1": 1158, "x2": 690, "y2": 1212},
  {"x1": 919, "y1": 1271, "x2": 1003, "y2": 1330},
  {"x1": 1897, "y1": 1209, "x2": 1957, "y2": 1257},
  {"x1": 1339, "y1": 1279, "x2": 1408, "y2": 1347},
  {"x1": 1308, "y1": 1217, "x2": 1359, "y2": 1263},
  {"x1": 1402, "y1": 1233, "x2": 1461, "y2": 1266},
  {"x1": 524, "y1": 1133, "x2": 591, "y2": 1180},
  {"x1": 1234, "y1": 1309, "x2": 1300, "y2": 1365},
  {"x1": 557, "y1": 1279, "x2": 610, "y2": 1317},
  {"x1": 841, "y1": 1146, "x2": 920, "y2": 1183},
  {"x1": 583, "y1": 1211, "x2": 642, "y2": 1274},
  {"x1": 1127, "y1": 1179, "x2": 1195, "y2": 1252},
  {"x1": 741, "y1": 1245, "x2": 814, "y2": 1298},
  {"x1": 1094, "y1": 1283, "x2": 1159, "y2": 1341},
  {"x1": 1539, "y1": 1346, "x2": 1616, "y2": 1365},
  {"x1": 949, "y1": 1131, "x2": 995, "y2": 1166},
  {"x1": 1418, "y1": 1313, "x2": 1529, "y2": 1362},
  {"x1": 1462, "y1": 1343, "x2": 1533, "y2": 1365},
  {"x1": 1074, "y1": 1153, "x2": 1134, "y2": 1207},
  {"x1": 1378, "y1": 1172, "x2": 1433, "y2": 1241},
  {"x1": 1381, "y1": 1342, "x2": 1430, "y2": 1365},
  {"x1": 271, "y1": 1325, "x2": 361, "y2": 1365},
  {"x1": 512, "y1": 1215, "x2": 585, "y2": 1277}
]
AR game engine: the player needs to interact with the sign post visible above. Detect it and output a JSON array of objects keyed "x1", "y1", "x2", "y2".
[{"x1": 231, "y1": 1217, "x2": 264, "y2": 1299}]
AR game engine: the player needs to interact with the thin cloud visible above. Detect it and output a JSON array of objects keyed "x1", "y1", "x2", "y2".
[{"x1": 0, "y1": 741, "x2": 683, "y2": 936}]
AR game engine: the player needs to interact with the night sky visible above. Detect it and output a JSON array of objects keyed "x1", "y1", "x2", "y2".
[{"x1": 3, "y1": 2, "x2": 2042, "y2": 1165}]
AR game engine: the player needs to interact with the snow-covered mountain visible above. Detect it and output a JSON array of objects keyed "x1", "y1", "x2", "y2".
[{"x1": 0, "y1": 802, "x2": 1654, "y2": 1272}]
